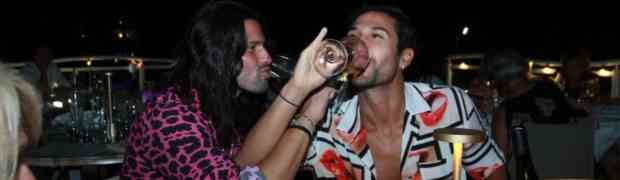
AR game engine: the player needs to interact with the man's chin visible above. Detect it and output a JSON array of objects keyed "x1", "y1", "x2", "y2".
[{"x1": 245, "y1": 82, "x2": 269, "y2": 94}]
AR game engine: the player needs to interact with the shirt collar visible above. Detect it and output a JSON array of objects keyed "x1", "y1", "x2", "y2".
[{"x1": 334, "y1": 82, "x2": 432, "y2": 133}]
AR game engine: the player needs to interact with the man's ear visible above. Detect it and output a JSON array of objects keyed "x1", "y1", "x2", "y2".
[{"x1": 399, "y1": 48, "x2": 414, "y2": 69}]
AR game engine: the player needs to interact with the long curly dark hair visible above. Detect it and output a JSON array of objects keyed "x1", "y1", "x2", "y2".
[{"x1": 169, "y1": 0, "x2": 266, "y2": 148}]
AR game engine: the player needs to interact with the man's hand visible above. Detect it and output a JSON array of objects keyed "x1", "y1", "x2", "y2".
[{"x1": 289, "y1": 28, "x2": 335, "y2": 95}]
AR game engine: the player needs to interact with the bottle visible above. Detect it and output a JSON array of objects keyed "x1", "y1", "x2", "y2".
[{"x1": 511, "y1": 124, "x2": 539, "y2": 180}]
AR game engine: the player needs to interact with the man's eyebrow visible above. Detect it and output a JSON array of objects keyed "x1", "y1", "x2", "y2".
[
  {"x1": 371, "y1": 26, "x2": 389, "y2": 34},
  {"x1": 347, "y1": 25, "x2": 390, "y2": 34},
  {"x1": 248, "y1": 40, "x2": 263, "y2": 45}
]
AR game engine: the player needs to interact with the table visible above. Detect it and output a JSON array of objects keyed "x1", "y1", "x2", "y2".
[{"x1": 24, "y1": 143, "x2": 125, "y2": 180}]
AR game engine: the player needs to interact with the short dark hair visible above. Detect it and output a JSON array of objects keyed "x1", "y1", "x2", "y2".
[
  {"x1": 347, "y1": 4, "x2": 416, "y2": 52},
  {"x1": 482, "y1": 49, "x2": 528, "y2": 82}
]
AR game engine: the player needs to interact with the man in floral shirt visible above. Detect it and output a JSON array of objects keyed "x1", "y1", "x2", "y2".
[{"x1": 303, "y1": 5, "x2": 507, "y2": 180}]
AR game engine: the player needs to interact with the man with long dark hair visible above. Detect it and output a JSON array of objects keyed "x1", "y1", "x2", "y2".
[{"x1": 121, "y1": 1, "x2": 338, "y2": 179}]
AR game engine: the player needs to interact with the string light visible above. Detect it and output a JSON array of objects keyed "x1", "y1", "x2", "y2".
[
  {"x1": 52, "y1": 101, "x2": 64, "y2": 109},
  {"x1": 595, "y1": 68, "x2": 613, "y2": 77},
  {"x1": 462, "y1": 26, "x2": 469, "y2": 36},
  {"x1": 457, "y1": 62, "x2": 470, "y2": 70},
  {"x1": 541, "y1": 66, "x2": 556, "y2": 75}
]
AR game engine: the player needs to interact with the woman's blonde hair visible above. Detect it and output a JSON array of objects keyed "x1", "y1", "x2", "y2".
[{"x1": 0, "y1": 62, "x2": 42, "y2": 180}]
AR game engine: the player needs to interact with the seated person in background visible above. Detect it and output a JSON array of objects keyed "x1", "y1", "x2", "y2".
[
  {"x1": 486, "y1": 49, "x2": 589, "y2": 180},
  {"x1": 559, "y1": 48, "x2": 598, "y2": 115},
  {"x1": 0, "y1": 62, "x2": 44, "y2": 180},
  {"x1": 20, "y1": 44, "x2": 72, "y2": 129},
  {"x1": 467, "y1": 75, "x2": 498, "y2": 136},
  {"x1": 485, "y1": 49, "x2": 584, "y2": 126},
  {"x1": 19, "y1": 44, "x2": 71, "y2": 100},
  {"x1": 561, "y1": 49, "x2": 620, "y2": 180}
]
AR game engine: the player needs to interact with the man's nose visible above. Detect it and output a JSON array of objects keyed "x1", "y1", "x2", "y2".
[{"x1": 259, "y1": 49, "x2": 272, "y2": 65}]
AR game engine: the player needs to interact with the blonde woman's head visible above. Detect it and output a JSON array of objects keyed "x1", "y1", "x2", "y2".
[{"x1": 0, "y1": 62, "x2": 43, "y2": 180}]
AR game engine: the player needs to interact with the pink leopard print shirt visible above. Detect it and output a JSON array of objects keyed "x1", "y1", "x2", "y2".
[{"x1": 121, "y1": 88, "x2": 263, "y2": 180}]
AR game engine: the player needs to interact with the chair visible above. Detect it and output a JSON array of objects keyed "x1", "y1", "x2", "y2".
[{"x1": 525, "y1": 117, "x2": 594, "y2": 179}]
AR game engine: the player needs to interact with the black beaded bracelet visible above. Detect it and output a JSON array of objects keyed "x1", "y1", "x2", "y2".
[
  {"x1": 289, "y1": 124, "x2": 313, "y2": 139},
  {"x1": 278, "y1": 93, "x2": 299, "y2": 108}
]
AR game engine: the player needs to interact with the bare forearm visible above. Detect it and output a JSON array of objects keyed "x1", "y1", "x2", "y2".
[
  {"x1": 236, "y1": 83, "x2": 309, "y2": 166},
  {"x1": 258, "y1": 128, "x2": 311, "y2": 180},
  {"x1": 491, "y1": 109, "x2": 510, "y2": 156}
]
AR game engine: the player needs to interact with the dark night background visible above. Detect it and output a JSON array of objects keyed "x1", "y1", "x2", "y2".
[
  {"x1": 0, "y1": 1, "x2": 618, "y2": 80},
  {"x1": 1, "y1": 2, "x2": 615, "y2": 179}
]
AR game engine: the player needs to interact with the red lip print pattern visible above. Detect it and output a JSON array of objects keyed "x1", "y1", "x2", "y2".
[
  {"x1": 407, "y1": 148, "x2": 431, "y2": 162},
  {"x1": 421, "y1": 91, "x2": 448, "y2": 127},
  {"x1": 468, "y1": 164, "x2": 503, "y2": 180},
  {"x1": 336, "y1": 128, "x2": 367, "y2": 151},
  {"x1": 468, "y1": 166, "x2": 486, "y2": 180},
  {"x1": 320, "y1": 149, "x2": 352, "y2": 180}
]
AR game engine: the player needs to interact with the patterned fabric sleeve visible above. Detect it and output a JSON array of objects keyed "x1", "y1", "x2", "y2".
[
  {"x1": 302, "y1": 107, "x2": 333, "y2": 178},
  {"x1": 458, "y1": 88, "x2": 506, "y2": 180},
  {"x1": 303, "y1": 139, "x2": 318, "y2": 166},
  {"x1": 239, "y1": 166, "x2": 266, "y2": 180},
  {"x1": 121, "y1": 91, "x2": 265, "y2": 180}
]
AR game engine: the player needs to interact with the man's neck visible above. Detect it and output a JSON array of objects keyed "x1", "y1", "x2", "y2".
[{"x1": 358, "y1": 78, "x2": 406, "y2": 133}]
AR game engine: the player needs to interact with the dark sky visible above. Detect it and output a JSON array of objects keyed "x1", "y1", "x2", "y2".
[{"x1": 1, "y1": 1, "x2": 619, "y2": 71}]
